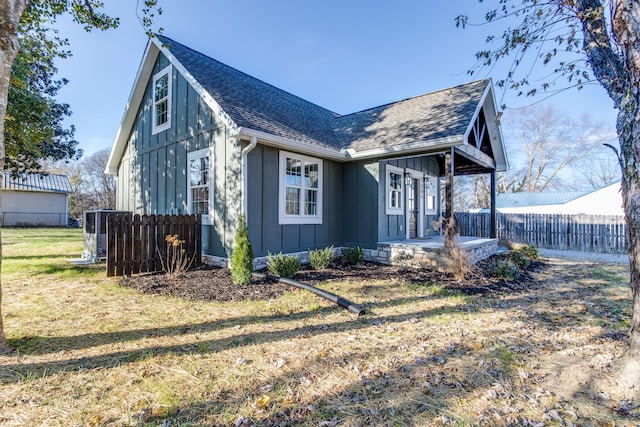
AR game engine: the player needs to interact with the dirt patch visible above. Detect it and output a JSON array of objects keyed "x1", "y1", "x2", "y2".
[{"x1": 119, "y1": 256, "x2": 546, "y2": 302}]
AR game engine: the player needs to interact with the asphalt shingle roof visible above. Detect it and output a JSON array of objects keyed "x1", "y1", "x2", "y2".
[
  {"x1": 3, "y1": 172, "x2": 72, "y2": 193},
  {"x1": 335, "y1": 80, "x2": 488, "y2": 151},
  {"x1": 159, "y1": 35, "x2": 490, "y2": 153}
]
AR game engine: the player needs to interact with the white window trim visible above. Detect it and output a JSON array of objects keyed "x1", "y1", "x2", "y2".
[
  {"x1": 278, "y1": 150, "x2": 323, "y2": 225},
  {"x1": 385, "y1": 164, "x2": 404, "y2": 215},
  {"x1": 187, "y1": 147, "x2": 214, "y2": 225},
  {"x1": 152, "y1": 64, "x2": 172, "y2": 135},
  {"x1": 424, "y1": 174, "x2": 438, "y2": 215}
]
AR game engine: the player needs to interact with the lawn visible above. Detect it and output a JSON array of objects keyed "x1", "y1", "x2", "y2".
[{"x1": 0, "y1": 228, "x2": 637, "y2": 426}]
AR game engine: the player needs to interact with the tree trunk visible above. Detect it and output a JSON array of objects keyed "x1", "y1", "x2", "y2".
[
  {"x1": 618, "y1": 98, "x2": 640, "y2": 358},
  {"x1": 0, "y1": 0, "x2": 28, "y2": 351},
  {"x1": 577, "y1": 0, "x2": 640, "y2": 360},
  {"x1": 609, "y1": 0, "x2": 640, "y2": 358}
]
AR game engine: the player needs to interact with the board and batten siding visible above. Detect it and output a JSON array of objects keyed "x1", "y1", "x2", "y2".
[
  {"x1": 245, "y1": 144, "x2": 344, "y2": 257},
  {"x1": 115, "y1": 53, "x2": 243, "y2": 258},
  {"x1": 342, "y1": 155, "x2": 441, "y2": 249},
  {"x1": 379, "y1": 156, "x2": 441, "y2": 242},
  {"x1": 343, "y1": 160, "x2": 380, "y2": 249}
]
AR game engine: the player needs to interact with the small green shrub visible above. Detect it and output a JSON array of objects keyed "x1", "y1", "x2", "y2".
[
  {"x1": 509, "y1": 250, "x2": 531, "y2": 269},
  {"x1": 516, "y1": 244, "x2": 540, "y2": 260},
  {"x1": 391, "y1": 251, "x2": 414, "y2": 264},
  {"x1": 230, "y1": 215, "x2": 254, "y2": 285},
  {"x1": 308, "y1": 246, "x2": 335, "y2": 270},
  {"x1": 267, "y1": 252, "x2": 300, "y2": 278},
  {"x1": 486, "y1": 257, "x2": 520, "y2": 281},
  {"x1": 342, "y1": 246, "x2": 364, "y2": 265},
  {"x1": 392, "y1": 251, "x2": 416, "y2": 270}
]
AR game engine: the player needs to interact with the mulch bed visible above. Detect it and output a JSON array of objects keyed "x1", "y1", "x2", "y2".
[{"x1": 119, "y1": 255, "x2": 546, "y2": 303}]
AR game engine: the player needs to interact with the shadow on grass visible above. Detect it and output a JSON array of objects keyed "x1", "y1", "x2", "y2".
[
  {"x1": 1, "y1": 306, "x2": 466, "y2": 384},
  {"x1": 4, "y1": 254, "x2": 79, "y2": 261},
  {"x1": 4, "y1": 289, "x2": 455, "y2": 357},
  {"x1": 4, "y1": 263, "x2": 99, "y2": 277},
  {"x1": 0, "y1": 287, "x2": 564, "y2": 385}
]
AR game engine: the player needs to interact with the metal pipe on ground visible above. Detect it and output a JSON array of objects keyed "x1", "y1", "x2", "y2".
[{"x1": 252, "y1": 272, "x2": 366, "y2": 316}]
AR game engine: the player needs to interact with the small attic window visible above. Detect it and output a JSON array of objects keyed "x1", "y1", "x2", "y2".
[{"x1": 152, "y1": 65, "x2": 172, "y2": 134}]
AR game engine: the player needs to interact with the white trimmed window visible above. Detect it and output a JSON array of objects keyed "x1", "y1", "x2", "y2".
[
  {"x1": 152, "y1": 65, "x2": 172, "y2": 134},
  {"x1": 187, "y1": 147, "x2": 214, "y2": 225},
  {"x1": 424, "y1": 175, "x2": 438, "y2": 214},
  {"x1": 386, "y1": 164, "x2": 404, "y2": 215},
  {"x1": 279, "y1": 151, "x2": 323, "y2": 225}
]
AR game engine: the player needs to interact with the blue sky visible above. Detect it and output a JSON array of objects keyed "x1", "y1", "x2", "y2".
[{"x1": 52, "y1": 0, "x2": 618, "y2": 157}]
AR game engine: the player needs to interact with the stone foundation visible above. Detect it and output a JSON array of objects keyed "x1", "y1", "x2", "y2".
[
  {"x1": 203, "y1": 239, "x2": 498, "y2": 270},
  {"x1": 366, "y1": 238, "x2": 499, "y2": 268},
  {"x1": 202, "y1": 247, "x2": 344, "y2": 270}
]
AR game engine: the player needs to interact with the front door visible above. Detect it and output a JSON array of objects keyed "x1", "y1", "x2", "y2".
[{"x1": 409, "y1": 178, "x2": 419, "y2": 238}]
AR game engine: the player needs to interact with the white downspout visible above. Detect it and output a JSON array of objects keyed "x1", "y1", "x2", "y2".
[{"x1": 241, "y1": 136, "x2": 258, "y2": 217}]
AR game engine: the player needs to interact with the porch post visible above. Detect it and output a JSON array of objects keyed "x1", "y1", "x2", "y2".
[
  {"x1": 490, "y1": 170, "x2": 497, "y2": 239},
  {"x1": 444, "y1": 148, "x2": 456, "y2": 249}
]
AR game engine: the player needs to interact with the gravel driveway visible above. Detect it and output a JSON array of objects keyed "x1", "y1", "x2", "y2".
[{"x1": 539, "y1": 248, "x2": 629, "y2": 265}]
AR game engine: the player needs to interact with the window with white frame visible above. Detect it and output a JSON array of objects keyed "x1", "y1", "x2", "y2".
[
  {"x1": 385, "y1": 164, "x2": 404, "y2": 215},
  {"x1": 279, "y1": 151, "x2": 323, "y2": 224},
  {"x1": 424, "y1": 175, "x2": 438, "y2": 214},
  {"x1": 152, "y1": 65, "x2": 172, "y2": 134},
  {"x1": 187, "y1": 148, "x2": 214, "y2": 224}
]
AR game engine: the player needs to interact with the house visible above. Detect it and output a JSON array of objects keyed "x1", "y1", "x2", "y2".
[
  {"x1": 105, "y1": 36, "x2": 509, "y2": 266},
  {"x1": 2, "y1": 172, "x2": 72, "y2": 227},
  {"x1": 492, "y1": 181, "x2": 623, "y2": 215}
]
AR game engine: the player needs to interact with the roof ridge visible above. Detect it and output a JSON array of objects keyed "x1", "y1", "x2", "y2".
[{"x1": 157, "y1": 35, "x2": 340, "y2": 117}]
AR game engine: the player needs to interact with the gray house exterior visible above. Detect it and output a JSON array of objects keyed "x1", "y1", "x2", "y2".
[{"x1": 106, "y1": 36, "x2": 508, "y2": 266}]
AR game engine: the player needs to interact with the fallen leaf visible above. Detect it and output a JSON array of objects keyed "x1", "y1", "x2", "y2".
[
  {"x1": 299, "y1": 376, "x2": 312, "y2": 387},
  {"x1": 253, "y1": 394, "x2": 271, "y2": 410}
]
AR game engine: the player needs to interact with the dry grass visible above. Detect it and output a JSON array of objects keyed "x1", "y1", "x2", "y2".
[{"x1": 0, "y1": 228, "x2": 637, "y2": 426}]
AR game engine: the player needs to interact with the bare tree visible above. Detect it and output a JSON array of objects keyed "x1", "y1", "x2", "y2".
[
  {"x1": 42, "y1": 149, "x2": 116, "y2": 217},
  {"x1": 571, "y1": 142, "x2": 621, "y2": 190},
  {"x1": 77, "y1": 148, "x2": 116, "y2": 210},
  {"x1": 454, "y1": 175, "x2": 491, "y2": 211},
  {"x1": 503, "y1": 105, "x2": 610, "y2": 192}
]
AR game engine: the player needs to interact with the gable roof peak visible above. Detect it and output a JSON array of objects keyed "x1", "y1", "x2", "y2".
[{"x1": 156, "y1": 35, "x2": 340, "y2": 118}]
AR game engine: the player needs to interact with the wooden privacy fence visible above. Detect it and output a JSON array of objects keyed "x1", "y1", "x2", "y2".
[
  {"x1": 456, "y1": 212, "x2": 628, "y2": 254},
  {"x1": 106, "y1": 213, "x2": 202, "y2": 277}
]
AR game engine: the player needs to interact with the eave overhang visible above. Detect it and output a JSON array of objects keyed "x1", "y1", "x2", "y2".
[{"x1": 233, "y1": 127, "x2": 466, "y2": 163}]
